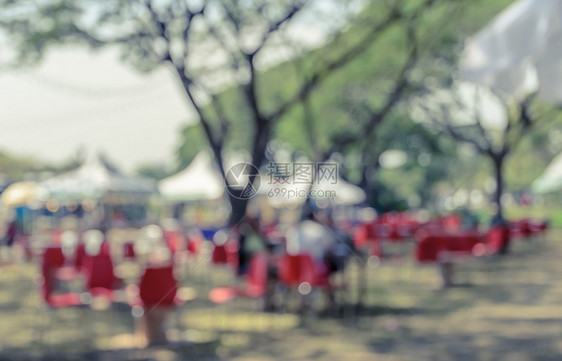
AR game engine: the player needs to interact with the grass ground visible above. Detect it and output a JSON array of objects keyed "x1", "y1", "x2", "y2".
[{"x1": 0, "y1": 229, "x2": 560, "y2": 360}]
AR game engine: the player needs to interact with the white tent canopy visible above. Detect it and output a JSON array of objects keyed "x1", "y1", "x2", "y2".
[
  {"x1": 0, "y1": 182, "x2": 39, "y2": 207},
  {"x1": 460, "y1": 0, "x2": 562, "y2": 103},
  {"x1": 38, "y1": 153, "x2": 156, "y2": 202},
  {"x1": 312, "y1": 177, "x2": 366, "y2": 206},
  {"x1": 158, "y1": 151, "x2": 225, "y2": 202},
  {"x1": 258, "y1": 168, "x2": 366, "y2": 207},
  {"x1": 532, "y1": 153, "x2": 562, "y2": 193}
]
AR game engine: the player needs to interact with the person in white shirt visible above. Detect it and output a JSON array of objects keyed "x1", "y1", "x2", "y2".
[{"x1": 285, "y1": 212, "x2": 337, "y2": 264}]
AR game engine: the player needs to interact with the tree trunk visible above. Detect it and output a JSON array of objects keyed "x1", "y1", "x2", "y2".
[
  {"x1": 360, "y1": 162, "x2": 379, "y2": 208},
  {"x1": 492, "y1": 155, "x2": 504, "y2": 221},
  {"x1": 225, "y1": 121, "x2": 271, "y2": 226},
  {"x1": 491, "y1": 154, "x2": 510, "y2": 255},
  {"x1": 228, "y1": 195, "x2": 249, "y2": 227}
]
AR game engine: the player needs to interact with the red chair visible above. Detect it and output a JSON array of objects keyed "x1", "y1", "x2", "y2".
[
  {"x1": 296, "y1": 254, "x2": 331, "y2": 288},
  {"x1": 509, "y1": 219, "x2": 530, "y2": 240},
  {"x1": 123, "y1": 242, "x2": 136, "y2": 260},
  {"x1": 99, "y1": 240, "x2": 111, "y2": 256},
  {"x1": 415, "y1": 228, "x2": 485, "y2": 262},
  {"x1": 446, "y1": 233, "x2": 483, "y2": 253},
  {"x1": 519, "y1": 219, "x2": 533, "y2": 238},
  {"x1": 484, "y1": 226, "x2": 510, "y2": 255},
  {"x1": 278, "y1": 254, "x2": 302, "y2": 287},
  {"x1": 138, "y1": 265, "x2": 178, "y2": 308},
  {"x1": 353, "y1": 223, "x2": 382, "y2": 257},
  {"x1": 534, "y1": 220, "x2": 550, "y2": 235},
  {"x1": 414, "y1": 230, "x2": 443, "y2": 263},
  {"x1": 353, "y1": 224, "x2": 369, "y2": 249},
  {"x1": 243, "y1": 253, "x2": 268, "y2": 298},
  {"x1": 83, "y1": 252, "x2": 119, "y2": 298},
  {"x1": 187, "y1": 234, "x2": 202, "y2": 255},
  {"x1": 163, "y1": 230, "x2": 184, "y2": 255},
  {"x1": 378, "y1": 224, "x2": 398, "y2": 242},
  {"x1": 212, "y1": 245, "x2": 227, "y2": 263},
  {"x1": 36, "y1": 247, "x2": 87, "y2": 347},
  {"x1": 278, "y1": 254, "x2": 330, "y2": 289},
  {"x1": 41, "y1": 247, "x2": 65, "y2": 293},
  {"x1": 441, "y1": 215, "x2": 462, "y2": 231},
  {"x1": 129, "y1": 265, "x2": 184, "y2": 346},
  {"x1": 74, "y1": 243, "x2": 87, "y2": 271},
  {"x1": 209, "y1": 253, "x2": 268, "y2": 304},
  {"x1": 128, "y1": 265, "x2": 182, "y2": 309},
  {"x1": 211, "y1": 240, "x2": 239, "y2": 271},
  {"x1": 276, "y1": 254, "x2": 337, "y2": 312},
  {"x1": 374, "y1": 221, "x2": 411, "y2": 243},
  {"x1": 42, "y1": 247, "x2": 65, "y2": 270},
  {"x1": 414, "y1": 230, "x2": 484, "y2": 288},
  {"x1": 40, "y1": 247, "x2": 83, "y2": 308}
]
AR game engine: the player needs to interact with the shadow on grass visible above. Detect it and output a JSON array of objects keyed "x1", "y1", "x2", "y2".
[
  {"x1": 0, "y1": 340, "x2": 222, "y2": 361},
  {"x1": 351, "y1": 304, "x2": 421, "y2": 318}
]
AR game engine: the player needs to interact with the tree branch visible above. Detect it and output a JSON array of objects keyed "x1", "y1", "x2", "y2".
[
  {"x1": 420, "y1": 102, "x2": 489, "y2": 155},
  {"x1": 323, "y1": 14, "x2": 421, "y2": 157},
  {"x1": 470, "y1": 89, "x2": 494, "y2": 152},
  {"x1": 268, "y1": 4, "x2": 409, "y2": 123},
  {"x1": 141, "y1": 0, "x2": 227, "y2": 175},
  {"x1": 246, "y1": 0, "x2": 309, "y2": 57}
]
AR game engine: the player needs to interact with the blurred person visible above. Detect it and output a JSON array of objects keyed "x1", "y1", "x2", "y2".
[
  {"x1": 285, "y1": 212, "x2": 338, "y2": 265},
  {"x1": 459, "y1": 208, "x2": 479, "y2": 229},
  {"x1": 3, "y1": 216, "x2": 17, "y2": 247},
  {"x1": 1, "y1": 215, "x2": 18, "y2": 262},
  {"x1": 324, "y1": 209, "x2": 354, "y2": 273},
  {"x1": 238, "y1": 216, "x2": 278, "y2": 311},
  {"x1": 113, "y1": 210, "x2": 127, "y2": 228},
  {"x1": 238, "y1": 216, "x2": 267, "y2": 275},
  {"x1": 83, "y1": 229, "x2": 108, "y2": 256},
  {"x1": 285, "y1": 211, "x2": 342, "y2": 312},
  {"x1": 60, "y1": 230, "x2": 79, "y2": 260}
]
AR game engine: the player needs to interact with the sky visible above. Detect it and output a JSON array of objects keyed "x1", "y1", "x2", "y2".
[
  {"x1": 0, "y1": 0, "x2": 362, "y2": 175},
  {"x1": 0, "y1": 46, "x2": 194, "y2": 173}
]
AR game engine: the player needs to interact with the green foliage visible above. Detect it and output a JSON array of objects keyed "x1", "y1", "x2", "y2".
[
  {"x1": 0, "y1": 0, "x2": 103, "y2": 66},
  {"x1": 135, "y1": 163, "x2": 172, "y2": 181},
  {"x1": 0, "y1": 148, "x2": 83, "y2": 183},
  {"x1": 0, "y1": 150, "x2": 42, "y2": 182},
  {"x1": 5, "y1": 0, "x2": 556, "y2": 214},
  {"x1": 176, "y1": 123, "x2": 209, "y2": 171},
  {"x1": 170, "y1": 0, "x2": 533, "y2": 210}
]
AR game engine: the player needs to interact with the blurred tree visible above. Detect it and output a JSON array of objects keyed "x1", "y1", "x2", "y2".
[
  {"x1": 0, "y1": 150, "x2": 43, "y2": 182},
  {"x1": 413, "y1": 83, "x2": 556, "y2": 229},
  {"x1": 0, "y1": 0, "x2": 440, "y2": 224},
  {"x1": 0, "y1": 147, "x2": 87, "y2": 183},
  {"x1": 176, "y1": 123, "x2": 208, "y2": 171},
  {"x1": 505, "y1": 121, "x2": 562, "y2": 193},
  {"x1": 403, "y1": 0, "x2": 562, "y2": 229},
  {"x1": 351, "y1": 113, "x2": 458, "y2": 211},
  {"x1": 272, "y1": 0, "x2": 518, "y2": 212},
  {"x1": 135, "y1": 163, "x2": 172, "y2": 181}
]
